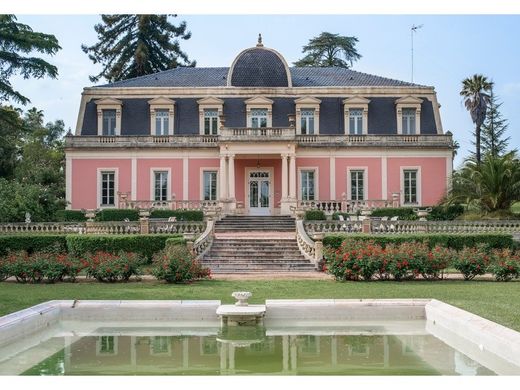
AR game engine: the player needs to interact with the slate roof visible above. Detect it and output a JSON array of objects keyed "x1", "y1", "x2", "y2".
[
  {"x1": 230, "y1": 48, "x2": 289, "y2": 87},
  {"x1": 97, "y1": 66, "x2": 425, "y2": 89}
]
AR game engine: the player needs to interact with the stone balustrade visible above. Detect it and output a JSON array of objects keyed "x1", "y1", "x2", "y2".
[
  {"x1": 66, "y1": 133, "x2": 453, "y2": 148},
  {"x1": 149, "y1": 221, "x2": 206, "y2": 234},
  {"x1": 297, "y1": 199, "x2": 394, "y2": 214},
  {"x1": 118, "y1": 197, "x2": 220, "y2": 211},
  {"x1": 192, "y1": 220, "x2": 215, "y2": 258},
  {"x1": 0, "y1": 222, "x2": 86, "y2": 234},
  {"x1": 304, "y1": 220, "x2": 364, "y2": 234},
  {"x1": 84, "y1": 221, "x2": 141, "y2": 235}
]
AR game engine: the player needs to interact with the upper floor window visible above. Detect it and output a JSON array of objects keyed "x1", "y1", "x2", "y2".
[
  {"x1": 203, "y1": 171, "x2": 218, "y2": 201},
  {"x1": 102, "y1": 110, "x2": 116, "y2": 136},
  {"x1": 251, "y1": 108, "x2": 268, "y2": 128},
  {"x1": 402, "y1": 108, "x2": 416, "y2": 135},
  {"x1": 403, "y1": 169, "x2": 418, "y2": 204},
  {"x1": 154, "y1": 171, "x2": 169, "y2": 201},
  {"x1": 300, "y1": 109, "x2": 315, "y2": 135},
  {"x1": 100, "y1": 171, "x2": 115, "y2": 206},
  {"x1": 300, "y1": 170, "x2": 315, "y2": 201},
  {"x1": 349, "y1": 109, "x2": 363, "y2": 135},
  {"x1": 97, "y1": 336, "x2": 117, "y2": 355},
  {"x1": 155, "y1": 109, "x2": 169, "y2": 136},
  {"x1": 204, "y1": 109, "x2": 219, "y2": 135}
]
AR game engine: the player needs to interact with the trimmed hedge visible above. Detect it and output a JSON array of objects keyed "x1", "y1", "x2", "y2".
[
  {"x1": 150, "y1": 209, "x2": 204, "y2": 221},
  {"x1": 55, "y1": 210, "x2": 87, "y2": 222},
  {"x1": 304, "y1": 210, "x2": 326, "y2": 220},
  {"x1": 66, "y1": 234, "x2": 183, "y2": 262},
  {"x1": 165, "y1": 237, "x2": 187, "y2": 248},
  {"x1": 323, "y1": 233, "x2": 514, "y2": 251},
  {"x1": 371, "y1": 207, "x2": 417, "y2": 220},
  {"x1": 428, "y1": 205, "x2": 465, "y2": 221},
  {"x1": 0, "y1": 235, "x2": 67, "y2": 256},
  {"x1": 94, "y1": 209, "x2": 139, "y2": 222}
]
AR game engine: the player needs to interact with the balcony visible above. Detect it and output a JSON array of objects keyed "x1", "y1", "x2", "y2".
[{"x1": 65, "y1": 132, "x2": 453, "y2": 149}]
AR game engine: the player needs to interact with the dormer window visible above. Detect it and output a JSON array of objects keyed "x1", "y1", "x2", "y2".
[
  {"x1": 197, "y1": 97, "x2": 224, "y2": 135},
  {"x1": 295, "y1": 96, "x2": 321, "y2": 135},
  {"x1": 402, "y1": 108, "x2": 416, "y2": 135},
  {"x1": 148, "y1": 97, "x2": 175, "y2": 136},
  {"x1": 95, "y1": 98, "x2": 122, "y2": 136},
  {"x1": 251, "y1": 108, "x2": 268, "y2": 128},
  {"x1": 245, "y1": 96, "x2": 273, "y2": 128},
  {"x1": 204, "y1": 109, "x2": 219, "y2": 135},
  {"x1": 102, "y1": 110, "x2": 116, "y2": 136},
  {"x1": 343, "y1": 97, "x2": 370, "y2": 135},
  {"x1": 300, "y1": 109, "x2": 315, "y2": 134},
  {"x1": 396, "y1": 96, "x2": 422, "y2": 135}
]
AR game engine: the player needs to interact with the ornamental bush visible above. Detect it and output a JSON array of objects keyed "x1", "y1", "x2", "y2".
[
  {"x1": 0, "y1": 256, "x2": 10, "y2": 281},
  {"x1": 488, "y1": 248, "x2": 520, "y2": 282},
  {"x1": 371, "y1": 207, "x2": 417, "y2": 220},
  {"x1": 151, "y1": 244, "x2": 210, "y2": 283},
  {"x1": 451, "y1": 245, "x2": 490, "y2": 281},
  {"x1": 325, "y1": 240, "x2": 382, "y2": 281},
  {"x1": 84, "y1": 251, "x2": 142, "y2": 282},
  {"x1": 150, "y1": 209, "x2": 204, "y2": 221},
  {"x1": 55, "y1": 210, "x2": 87, "y2": 222},
  {"x1": 0, "y1": 235, "x2": 67, "y2": 256},
  {"x1": 385, "y1": 243, "x2": 422, "y2": 281},
  {"x1": 421, "y1": 245, "x2": 454, "y2": 280},
  {"x1": 94, "y1": 209, "x2": 139, "y2": 222},
  {"x1": 304, "y1": 210, "x2": 326, "y2": 220}
]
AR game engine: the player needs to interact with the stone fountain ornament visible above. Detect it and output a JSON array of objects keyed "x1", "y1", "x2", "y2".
[{"x1": 232, "y1": 291, "x2": 252, "y2": 306}]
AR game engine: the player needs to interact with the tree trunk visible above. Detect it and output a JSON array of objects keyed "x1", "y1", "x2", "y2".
[{"x1": 476, "y1": 123, "x2": 481, "y2": 164}]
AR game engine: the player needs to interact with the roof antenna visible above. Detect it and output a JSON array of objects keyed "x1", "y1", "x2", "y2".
[
  {"x1": 257, "y1": 33, "x2": 263, "y2": 47},
  {"x1": 411, "y1": 24, "x2": 423, "y2": 83}
]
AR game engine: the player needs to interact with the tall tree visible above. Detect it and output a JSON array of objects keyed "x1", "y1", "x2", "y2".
[
  {"x1": 82, "y1": 15, "x2": 195, "y2": 83},
  {"x1": 481, "y1": 90, "x2": 511, "y2": 158},
  {"x1": 460, "y1": 74, "x2": 493, "y2": 164},
  {"x1": 0, "y1": 15, "x2": 61, "y2": 107},
  {"x1": 294, "y1": 32, "x2": 361, "y2": 68}
]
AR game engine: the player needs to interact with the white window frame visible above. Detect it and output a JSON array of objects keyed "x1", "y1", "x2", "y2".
[
  {"x1": 295, "y1": 96, "x2": 321, "y2": 134},
  {"x1": 250, "y1": 108, "x2": 268, "y2": 128},
  {"x1": 148, "y1": 97, "x2": 175, "y2": 135},
  {"x1": 298, "y1": 167, "x2": 319, "y2": 201},
  {"x1": 396, "y1": 96, "x2": 422, "y2": 135},
  {"x1": 343, "y1": 96, "x2": 370, "y2": 135},
  {"x1": 97, "y1": 168, "x2": 119, "y2": 208},
  {"x1": 203, "y1": 109, "x2": 219, "y2": 135},
  {"x1": 348, "y1": 109, "x2": 364, "y2": 135},
  {"x1": 149, "y1": 336, "x2": 172, "y2": 357},
  {"x1": 197, "y1": 97, "x2": 224, "y2": 135},
  {"x1": 96, "y1": 98, "x2": 122, "y2": 136},
  {"x1": 201, "y1": 169, "x2": 219, "y2": 201},
  {"x1": 400, "y1": 166, "x2": 422, "y2": 206},
  {"x1": 245, "y1": 96, "x2": 273, "y2": 128},
  {"x1": 150, "y1": 168, "x2": 172, "y2": 202},
  {"x1": 401, "y1": 108, "x2": 417, "y2": 135},
  {"x1": 347, "y1": 167, "x2": 368, "y2": 201},
  {"x1": 96, "y1": 336, "x2": 118, "y2": 356}
]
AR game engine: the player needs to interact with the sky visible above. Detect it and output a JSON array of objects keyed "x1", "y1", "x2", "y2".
[{"x1": 8, "y1": 14, "x2": 520, "y2": 168}]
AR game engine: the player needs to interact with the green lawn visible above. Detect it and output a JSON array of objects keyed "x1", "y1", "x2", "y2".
[{"x1": 1, "y1": 279, "x2": 520, "y2": 331}]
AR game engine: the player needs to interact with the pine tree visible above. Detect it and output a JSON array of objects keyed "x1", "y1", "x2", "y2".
[
  {"x1": 82, "y1": 15, "x2": 195, "y2": 83},
  {"x1": 481, "y1": 90, "x2": 511, "y2": 158},
  {"x1": 294, "y1": 32, "x2": 361, "y2": 69}
]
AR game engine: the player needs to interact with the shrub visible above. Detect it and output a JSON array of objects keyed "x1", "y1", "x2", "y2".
[
  {"x1": 0, "y1": 235, "x2": 67, "y2": 256},
  {"x1": 304, "y1": 210, "x2": 326, "y2": 220},
  {"x1": 452, "y1": 245, "x2": 490, "y2": 281},
  {"x1": 332, "y1": 212, "x2": 351, "y2": 220},
  {"x1": 421, "y1": 245, "x2": 454, "y2": 280},
  {"x1": 165, "y1": 237, "x2": 187, "y2": 248},
  {"x1": 371, "y1": 207, "x2": 417, "y2": 220},
  {"x1": 385, "y1": 243, "x2": 422, "y2": 281},
  {"x1": 152, "y1": 244, "x2": 210, "y2": 283},
  {"x1": 427, "y1": 205, "x2": 464, "y2": 221},
  {"x1": 94, "y1": 209, "x2": 139, "y2": 222},
  {"x1": 84, "y1": 251, "x2": 141, "y2": 282},
  {"x1": 150, "y1": 209, "x2": 204, "y2": 221},
  {"x1": 55, "y1": 210, "x2": 87, "y2": 222},
  {"x1": 66, "y1": 234, "x2": 182, "y2": 262},
  {"x1": 323, "y1": 233, "x2": 514, "y2": 251},
  {"x1": 324, "y1": 240, "x2": 382, "y2": 281},
  {"x1": 488, "y1": 248, "x2": 520, "y2": 282},
  {"x1": 0, "y1": 256, "x2": 10, "y2": 281}
]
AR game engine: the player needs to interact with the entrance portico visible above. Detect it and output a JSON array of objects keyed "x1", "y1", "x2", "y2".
[{"x1": 218, "y1": 143, "x2": 297, "y2": 215}]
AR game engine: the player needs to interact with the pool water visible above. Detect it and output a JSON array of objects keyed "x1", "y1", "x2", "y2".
[{"x1": 1, "y1": 323, "x2": 500, "y2": 375}]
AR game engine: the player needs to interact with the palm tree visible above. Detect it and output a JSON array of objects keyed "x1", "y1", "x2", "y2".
[
  {"x1": 460, "y1": 74, "x2": 493, "y2": 164},
  {"x1": 448, "y1": 152, "x2": 520, "y2": 212}
]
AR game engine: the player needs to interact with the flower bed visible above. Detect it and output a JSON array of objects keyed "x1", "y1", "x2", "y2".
[{"x1": 152, "y1": 244, "x2": 210, "y2": 284}]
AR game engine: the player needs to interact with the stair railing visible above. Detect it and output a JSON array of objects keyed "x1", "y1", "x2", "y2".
[
  {"x1": 191, "y1": 219, "x2": 215, "y2": 259},
  {"x1": 296, "y1": 219, "x2": 323, "y2": 268}
]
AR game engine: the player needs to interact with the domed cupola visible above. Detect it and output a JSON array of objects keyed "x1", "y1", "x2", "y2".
[{"x1": 227, "y1": 34, "x2": 292, "y2": 88}]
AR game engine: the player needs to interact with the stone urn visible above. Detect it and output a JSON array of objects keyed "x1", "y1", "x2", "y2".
[
  {"x1": 232, "y1": 291, "x2": 252, "y2": 307},
  {"x1": 413, "y1": 207, "x2": 432, "y2": 221}
]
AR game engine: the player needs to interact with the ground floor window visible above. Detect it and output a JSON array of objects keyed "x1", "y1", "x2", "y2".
[
  {"x1": 350, "y1": 170, "x2": 365, "y2": 200},
  {"x1": 403, "y1": 169, "x2": 418, "y2": 204},
  {"x1": 100, "y1": 171, "x2": 115, "y2": 206},
  {"x1": 300, "y1": 170, "x2": 315, "y2": 201},
  {"x1": 203, "y1": 171, "x2": 218, "y2": 201},
  {"x1": 97, "y1": 336, "x2": 116, "y2": 355},
  {"x1": 154, "y1": 171, "x2": 169, "y2": 201}
]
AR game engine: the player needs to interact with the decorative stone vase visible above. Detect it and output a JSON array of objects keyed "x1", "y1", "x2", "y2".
[
  {"x1": 232, "y1": 291, "x2": 252, "y2": 307},
  {"x1": 413, "y1": 207, "x2": 432, "y2": 221},
  {"x1": 84, "y1": 209, "x2": 97, "y2": 222}
]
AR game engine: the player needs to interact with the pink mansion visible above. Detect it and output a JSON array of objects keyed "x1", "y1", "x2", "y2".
[{"x1": 65, "y1": 39, "x2": 454, "y2": 215}]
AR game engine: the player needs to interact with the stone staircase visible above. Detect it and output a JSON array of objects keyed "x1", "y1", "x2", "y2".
[{"x1": 201, "y1": 216, "x2": 316, "y2": 273}]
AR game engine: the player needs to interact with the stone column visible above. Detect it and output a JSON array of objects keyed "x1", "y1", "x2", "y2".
[
  {"x1": 331, "y1": 336, "x2": 337, "y2": 367},
  {"x1": 289, "y1": 154, "x2": 296, "y2": 200},
  {"x1": 219, "y1": 155, "x2": 228, "y2": 200},
  {"x1": 182, "y1": 338, "x2": 189, "y2": 369},
  {"x1": 280, "y1": 154, "x2": 290, "y2": 215},
  {"x1": 282, "y1": 335, "x2": 289, "y2": 373}
]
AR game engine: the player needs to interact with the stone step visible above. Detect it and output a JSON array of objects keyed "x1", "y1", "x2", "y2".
[{"x1": 202, "y1": 263, "x2": 315, "y2": 269}]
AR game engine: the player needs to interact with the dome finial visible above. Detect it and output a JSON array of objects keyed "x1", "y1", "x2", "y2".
[{"x1": 257, "y1": 33, "x2": 263, "y2": 47}]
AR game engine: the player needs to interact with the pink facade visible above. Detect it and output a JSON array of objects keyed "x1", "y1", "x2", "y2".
[{"x1": 136, "y1": 159, "x2": 184, "y2": 201}]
